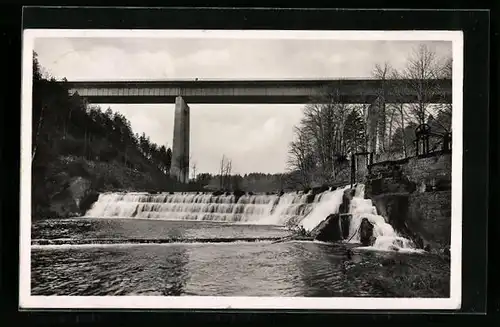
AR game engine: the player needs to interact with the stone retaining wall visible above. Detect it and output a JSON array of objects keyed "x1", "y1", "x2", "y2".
[
  {"x1": 365, "y1": 152, "x2": 452, "y2": 249},
  {"x1": 366, "y1": 152, "x2": 451, "y2": 198}
]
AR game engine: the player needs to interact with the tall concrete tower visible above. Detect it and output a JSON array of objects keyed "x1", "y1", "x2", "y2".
[{"x1": 170, "y1": 96, "x2": 190, "y2": 183}]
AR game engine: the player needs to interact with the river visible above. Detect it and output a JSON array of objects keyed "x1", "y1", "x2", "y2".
[
  {"x1": 30, "y1": 185, "x2": 450, "y2": 297},
  {"x1": 31, "y1": 219, "x2": 448, "y2": 297}
]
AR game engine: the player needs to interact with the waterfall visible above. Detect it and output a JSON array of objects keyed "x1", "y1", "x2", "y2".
[
  {"x1": 84, "y1": 191, "x2": 313, "y2": 225},
  {"x1": 346, "y1": 184, "x2": 419, "y2": 252},
  {"x1": 299, "y1": 185, "x2": 351, "y2": 231},
  {"x1": 295, "y1": 184, "x2": 417, "y2": 251},
  {"x1": 84, "y1": 185, "x2": 419, "y2": 251}
]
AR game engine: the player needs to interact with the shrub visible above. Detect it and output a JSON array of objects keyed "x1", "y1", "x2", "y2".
[
  {"x1": 92, "y1": 176, "x2": 106, "y2": 191},
  {"x1": 58, "y1": 137, "x2": 85, "y2": 157},
  {"x1": 108, "y1": 175, "x2": 123, "y2": 189},
  {"x1": 67, "y1": 159, "x2": 90, "y2": 178}
]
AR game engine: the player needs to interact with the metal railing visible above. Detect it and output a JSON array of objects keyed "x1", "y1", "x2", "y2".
[{"x1": 350, "y1": 125, "x2": 452, "y2": 184}]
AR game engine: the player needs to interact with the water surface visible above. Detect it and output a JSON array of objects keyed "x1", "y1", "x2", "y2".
[{"x1": 31, "y1": 218, "x2": 450, "y2": 297}]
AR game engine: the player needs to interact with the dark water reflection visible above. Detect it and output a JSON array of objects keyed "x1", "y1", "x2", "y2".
[
  {"x1": 31, "y1": 218, "x2": 449, "y2": 297},
  {"x1": 32, "y1": 245, "x2": 190, "y2": 296}
]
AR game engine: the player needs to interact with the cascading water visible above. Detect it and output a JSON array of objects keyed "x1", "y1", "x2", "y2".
[
  {"x1": 84, "y1": 184, "x2": 419, "y2": 252},
  {"x1": 299, "y1": 185, "x2": 351, "y2": 231},
  {"x1": 84, "y1": 191, "x2": 313, "y2": 225},
  {"x1": 346, "y1": 184, "x2": 420, "y2": 252}
]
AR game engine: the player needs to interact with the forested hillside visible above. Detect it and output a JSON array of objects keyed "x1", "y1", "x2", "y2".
[{"x1": 31, "y1": 52, "x2": 184, "y2": 218}]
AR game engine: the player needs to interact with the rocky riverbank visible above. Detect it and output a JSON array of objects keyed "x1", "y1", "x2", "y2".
[
  {"x1": 287, "y1": 182, "x2": 451, "y2": 256},
  {"x1": 365, "y1": 152, "x2": 452, "y2": 253},
  {"x1": 33, "y1": 155, "x2": 182, "y2": 219}
]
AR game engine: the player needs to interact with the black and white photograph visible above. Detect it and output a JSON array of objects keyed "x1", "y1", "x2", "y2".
[{"x1": 20, "y1": 28, "x2": 463, "y2": 310}]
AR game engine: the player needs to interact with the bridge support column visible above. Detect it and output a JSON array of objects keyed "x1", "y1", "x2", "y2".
[
  {"x1": 366, "y1": 97, "x2": 385, "y2": 155},
  {"x1": 170, "y1": 96, "x2": 190, "y2": 183}
]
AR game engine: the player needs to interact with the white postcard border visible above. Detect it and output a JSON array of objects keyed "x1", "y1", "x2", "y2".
[{"x1": 20, "y1": 29, "x2": 463, "y2": 310}]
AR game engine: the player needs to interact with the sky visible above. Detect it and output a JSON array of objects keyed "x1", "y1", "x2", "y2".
[{"x1": 34, "y1": 36, "x2": 452, "y2": 174}]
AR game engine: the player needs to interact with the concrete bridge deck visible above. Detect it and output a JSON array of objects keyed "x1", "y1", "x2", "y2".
[{"x1": 63, "y1": 78, "x2": 452, "y2": 104}]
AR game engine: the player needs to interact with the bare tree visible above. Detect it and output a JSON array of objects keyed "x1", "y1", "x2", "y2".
[
  {"x1": 378, "y1": 45, "x2": 452, "y2": 157},
  {"x1": 372, "y1": 62, "x2": 393, "y2": 153},
  {"x1": 219, "y1": 154, "x2": 231, "y2": 189},
  {"x1": 219, "y1": 155, "x2": 224, "y2": 188},
  {"x1": 436, "y1": 56, "x2": 453, "y2": 132},
  {"x1": 286, "y1": 126, "x2": 315, "y2": 188},
  {"x1": 387, "y1": 69, "x2": 412, "y2": 157},
  {"x1": 440, "y1": 56, "x2": 452, "y2": 79},
  {"x1": 400, "y1": 44, "x2": 449, "y2": 125},
  {"x1": 286, "y1": 83, "x2": 365, "y2": 186},
  {"x1": 191, "y1": 160, "x2": 197, "y2": 180},
  {"x1": 224, "y1": 158, "x2": 232, "y2": 189},
  {"x1": 288, "y1": 43, "x2": 452, "y2": 183}
]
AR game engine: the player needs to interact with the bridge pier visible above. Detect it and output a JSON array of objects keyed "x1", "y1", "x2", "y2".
[
  {"x1": 170, "y1": 96, "x2": 190, "y2": 183},
  {"x1": 366, "y1": 96, "x2": 387, "y2": 155}
]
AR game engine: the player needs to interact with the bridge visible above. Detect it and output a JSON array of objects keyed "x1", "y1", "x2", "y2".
[
  {"x1": 62, "y1": 78, "x2": 452, "y2": 184},
  {"x1": 64, "y1": 78, "x2": 452, "y2": 104}
]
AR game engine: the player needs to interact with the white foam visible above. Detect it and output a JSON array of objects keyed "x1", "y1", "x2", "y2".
[
  {"x1": 84, "y1": 192, "x2": 312, "y2": 225},
  {"x1": 299, "y1": 186, "x2": 350, "y2": 231},
  {"x1": 347, "y1": 184, "x2": 417, "y2": 252}
]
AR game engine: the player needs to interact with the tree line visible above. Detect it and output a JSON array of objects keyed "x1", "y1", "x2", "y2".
[
  {"x1": 179, "y1": 153, "x2": 289, "y2": 193},
  {"x1": 32, "y1": 51, "x2": 173, "y2": 176},
  {"x1": 31, "y1": 50, "x2": 184, "y2": 217},
  {"x1": 286, "y1": 44, "x2": 453, "y2": 188},
  {"x1": 186, "y1": 169, "x2": 287, "y2": 193}
]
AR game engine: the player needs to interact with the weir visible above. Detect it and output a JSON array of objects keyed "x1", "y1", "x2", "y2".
[
  {"x1": 85, "y1": 184, "x2": 419, "y2": 251},
  {"x1": 85, "y1": 191, "x2": 313, "y2": 224}
]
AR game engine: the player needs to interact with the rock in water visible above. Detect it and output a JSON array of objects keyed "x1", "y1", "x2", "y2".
[
  {"x1": 79, "y1": 190, "x2": 99, "y2": 215},
  {"x1": 311, "y1": 213, "x2": 343, "y2": 242},
  {"x1": 339, "y1": 188, "x2": 355, "y2": 214},
  {"x1": 340, "y1": 213, "x2": 352, "y2": 239},
  {"x1": 359, "y1": 217, "x2": 375, "y2": 246},
  {"x1": 49, "y1": 176, "x2": 92, "y2": 218},
  {"x1": 69, "y1": 177, "x2": 92, "y2": 207}
]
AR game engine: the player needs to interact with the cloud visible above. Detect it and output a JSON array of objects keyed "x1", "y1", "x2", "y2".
[
  {"x1": 104, "y1": 104, "x2": 175, "y2": 147},
  {"x1": 187, "y1": 105, "x2": 303, "y2": 174},
  {"x1": 35, "y1": 38, "x2": 177, "y2": 80},
  {"x1": 183, "y1": 49, "x2": 231, "y2": 67}
]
